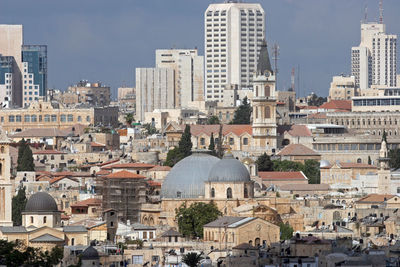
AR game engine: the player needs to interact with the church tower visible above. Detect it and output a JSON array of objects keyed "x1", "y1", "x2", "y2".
[
  {"x1": 377, "y1": 134, "x2": 391, "y2": 194},
  {"x1": 0, "y1": 130, "x2": 13, "y2": 226},
  {"x1": 251, "y1": 41, "x2": 277, "y2": 154}
]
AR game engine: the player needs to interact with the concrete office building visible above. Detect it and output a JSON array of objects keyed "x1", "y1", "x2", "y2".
[
  {"x1": 204, "y1": 2, "x2": 265, "y2": 102},
  {"x1": 0, "y1": 25, "x2": 48, "y2": 107},
  {"x1": 156, "y1": 49, "x2": 204, "y2": 107},
  {"x1": 135, "y1": 68, "x2": 175, "y2": 122},
  {"x1": 351, "y1": 22, "x2": 397, "y2": 89},
  {"x1": 328, "y1": 75, "x2": 357, "y2": 101},
  {"x1": 21, "y1": 45, "x2": 47, "y2": 107}
]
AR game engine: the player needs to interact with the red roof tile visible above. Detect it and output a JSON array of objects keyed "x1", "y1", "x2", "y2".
[
  {"x1": 90, "y1": 142, "x2": 106, "y2": 147},
  {"x1": 356, "y1": 194, "x2": 394, "y2": 203},
  {"x1": 181, "y1": 124, "x2": 252, "y2": 137},
  {"x1": 148, "y1": 165, "x2": 171, "y2": 171},
  {"x1": 102, "y1": 162, "x2": 155, "y2": 170},
  {"x1": 307, "y1": 112, "x2": 327, "y2": 119},
  {"x1": 259, "y1": 171, "x2": 307, "y2": 180},
  {"x1": 50, "y1": 176, "x2": 78, "y2": 185},
  {"x1": 96, "y1": 169, "x2": 111, "y2": 176},
  {"x1": 286, "y1": 125, "x2": 312, "y2": 137},
  {"x1": 319, "y1": 100, "x2": 351, "y2": 111},
  {"x1": 147, "y1": 180, "x2": 161, "y2": 187},
  {"x1": 277, "y1": 144, "x2": 319, "y2": 156},
  {"x1": 103, "y1": 170, "x2": 146, "y2": 179},
  {"x1": 71, "y1": 198, "x2": 101, "y2": 207}
]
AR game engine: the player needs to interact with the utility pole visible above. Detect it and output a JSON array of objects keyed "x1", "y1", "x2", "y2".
[{"x1": 272, "y1": 43, "x2": 280, "y2": 90}]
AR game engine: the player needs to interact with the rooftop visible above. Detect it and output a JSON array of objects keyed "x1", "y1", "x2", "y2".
[
  {"x1": 103, "y1": 170, "x2": 146, "y2": 179},
  {"x1": 259, "y1": 171, "x2": 307, "y2": 180},
  {"x1": 277, "y1": 144, "x2": 319, "y2": 156}
]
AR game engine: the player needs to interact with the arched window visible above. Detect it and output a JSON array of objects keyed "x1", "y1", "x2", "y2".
[
  {"x1": 255, "y1": 107, "x2": 258, "y2": 119},
  {"x1": 71, "y1": 238, "x2": 75, "y2": 246},
  {"x1": 30, "y1": 216, "x2": 34, "y2": 223},
  {"x1": 0, "y1": 146, "x2": 4, "y2": 153},
  {"x1": 211, "y1": 188, "x2": 215, "y2": 198},
  {"x1": 357, "y1": 158, "x2": 362, "y2": 163},
  {"x1": 264, "y1": 85, "x2": 270, "y2": 97},
  {"x1": 43, "y1": 216, "x2": 47, "y2": 224},
  {"x1": 255, "y1": 238, "x2": 260, "y2": 247},
  {"x1": 265, "y1": 106, "x2": 271, "y2": 119},
  {"x1": 244, "y1": 187, "x2": 248, "y2": 198},
  {"x1": 227, "y1": 187, "x2": 232, "y2": 199}
]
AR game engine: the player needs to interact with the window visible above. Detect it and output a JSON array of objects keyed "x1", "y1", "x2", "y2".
[
  {"x1": 265, "y1": 106, "x2": 271, "y2": 118},
  {"x1": 211, "y1": 188, "x2": 215, "y2": 198},
  {"x1": 71, "y1": 238, "x2": 75, "y2": 246},
  {"x1": 24, "y1": 115, "x2": 30, "y2": 122},
  {"x1": 77, "y1": 116, "x2": 82, "y2": 122},
  {"x1": 227, "y1": 187, "x2": 232, "y2": 199},
  {"x1": 86, "y1": 116, "x2": 90, "y2": 122},
  {"x1": 44, "y1": 115, "x2": 50, "y2": 122},
  {"x1": 200, "y1": 138, "x2": 205, "y2": 146},
  {"x1": 67, "y1": 114, "x2": 73, "y2": 122},
  {"x1": 16, "y1": 115, "x2": 21, "y2": 122},
  {"x1": 43, "y1": 216, "x2": 47, "y2": 224},
  {"x1": 143, "y1": 231, "x2": 147, "y2": 239},
  {"x1": 51, "y1": 115, "x2": 57, "y2": 122},
  {"x1": 229, "y1": 138, "x2": 234, "y2": 145},
  {"x1": 132, "y1": 256, "x2": 143, "y2": 264},
  {"x1": 264, "y1": 85, "x2": 270, "y2": 97},
  {"x1": 8, "y1": 115, "x2": 14, "y2": 122},
  {"x1": 31, "y1": 115, "x2": 37, "y2": 122},
  {"x1": 244, "y1": 187, "x2": 248, "y2": 198},
  {"x1": 60, "y1": 115, "x2": 66, "y2": 122},
  {"x1": 243, "y1": 137, "x2": 248, "y2": 145}
]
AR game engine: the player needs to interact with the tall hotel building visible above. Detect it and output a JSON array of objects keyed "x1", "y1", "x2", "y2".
[
  {"x1": 351, "y1": 22, "x2": 397, "y2": 89},
  {"x1": 204, "y1": 1, "x2": 265, "y2": 102}
]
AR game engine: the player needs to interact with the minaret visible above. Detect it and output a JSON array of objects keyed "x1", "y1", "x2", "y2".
[
  {"x1": 377, "y1": 132, "x2": 391, "y2": 194},
  {"x1": 0, "y1": 129, "x2": 13, "y2": 226},
  {"x1": 251, "y1": 40, "x2": 277, "y2": 154}
]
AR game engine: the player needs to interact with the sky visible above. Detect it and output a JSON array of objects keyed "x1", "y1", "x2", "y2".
[{"x1": 1, "y1": 0, "x2": 399, "y2": 98}]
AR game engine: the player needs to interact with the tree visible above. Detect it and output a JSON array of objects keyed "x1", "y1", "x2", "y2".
[
  {"x1": 217, "y1": 124, "x2": 224, "y2": 158},
  {"x1": 272, "y1": 160, "x2": 303, "y2": 172},
  {"x1": 208, "y1": 133, "x2": 216, "y2": 156},
  {"x1": 17, "y1": 139, "x2": 34, "y2": 171},
  {"x1": 230, "y1": 97, "x2": 252, "y2": 124},
  {"x1": 164, "y1": 147, "x2": 182, "y2": 167},
  {"x1": 280, "y1": 222, "x2": 294, "y2": 240},
  {"x1": 125, "y1": 113, "x2": 134, "y2": 126},
  {"x1": 178, "y1": 125, "x2": 192, "y2": 158},
  {"x1": 207, "y1": 115, "x2": 220, "y2": 125},
  {"x1": 12, "y1": 186, "x2": 27, "y2": 226},
  {"x1": 256, "y1": 153, "x2": 273, "y2": 171},
  {"x1": 307, "y1": 93, "x2": 327, "y2": 106},
  {"x1": 303, "y1": 160, "x2": 320, "y2": 184},
  {"x1": 368, "y1": 156, "x2": 372, "y2": 165},
  {"x1": 142, "y1": 123, "x2": 158, "y2": 135},
  {"x1": 182, "y1": 252, "x2": 203, "y2": 267},
  {"x1": 175, "y1": 202, "x2": 222, "y2": 238},
  {"x1": 389, "y1": 148, "x2": 400, "y2": 169}
]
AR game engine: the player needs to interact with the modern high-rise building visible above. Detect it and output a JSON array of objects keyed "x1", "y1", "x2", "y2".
[
  {"x1": 204, "y1": 1, "x2": 265, "y2": 102},
  {"x1": 156, "y1": 49, "x2": 204, "y2": 107},
  {"x1": 21, "y1": 45, "x2": 47, "y2": 107},
  {"x1": 351, "y1": 22, "x2": 397, "y2": 89},
  {"x1": 135, "y1": 68, "x2": 175, "y2": 122},
  {"x1": 0, "y1": 55, "x2": 14, "y2": 107},
  {"x1": 0, "y1": 25, "x2": 47, "y2": 107}
]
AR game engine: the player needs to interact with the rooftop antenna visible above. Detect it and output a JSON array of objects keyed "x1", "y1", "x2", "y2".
[
  {"x1": 364, "y1": 4, "x2": 368, "y2": 23},
  {"x1": 290, "y1": 67, "x2": 295, "y2": 92},
  {"x1": 379, "y1": 0, "x2": 383, "y2": 24}
]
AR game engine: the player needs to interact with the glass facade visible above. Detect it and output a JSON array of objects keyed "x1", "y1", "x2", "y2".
[{"x1": 21, "y1": 45, "x2": 47, "y2": 96}]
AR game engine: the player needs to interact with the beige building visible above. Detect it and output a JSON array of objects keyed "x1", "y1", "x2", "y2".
[
  {"x1": 65, "y1": 80, "x2": 111, "y2": 107},
  {"x1": 0, "y1": 131, "x2": 13, "y2": 226},
  {"x1": 0, "y1": 99, "x2": 118, "y2": 132},
  {"x1": 320, "y1": 162, "x2": 377, "y2": 186},
  {"x1": 328, "y1": 75, "x2": 357, "y2": 101},
  {"x1": 203, "y1": 216, "x2": 280, "y2": 248}
]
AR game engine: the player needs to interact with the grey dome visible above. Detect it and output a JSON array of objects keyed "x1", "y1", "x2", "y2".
[
  {"x1": 81, "y1": 246, "x2": 99, "y2": 260},
  {"x1": 161, "y1": 152, "x2": 220, "y2": 198},
  {"x1": 25, "y1": 192, "x2": 58, "y2": 212},
  {"x1": 208, "y1": 153, "x2": 250, "y2": 182}
]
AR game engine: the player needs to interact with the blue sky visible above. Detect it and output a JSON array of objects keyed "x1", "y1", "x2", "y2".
[{"x1": 1, "y1": 0, "x2": 399, "y2": 98}]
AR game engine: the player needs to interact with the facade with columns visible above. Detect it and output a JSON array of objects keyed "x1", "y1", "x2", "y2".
[{"x1": 0, "y1": 131, "x2": 12, "y2": 226}]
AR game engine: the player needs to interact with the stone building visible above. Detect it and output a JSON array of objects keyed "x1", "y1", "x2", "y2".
[
  {"x1": 0, "y1": 99, "x2": 118, "y2": 132},
  {"x1": 63, "y1": 80, "x2": 111, "y2": 107},
  {"x1": 0, "y1": 130, "x2": 12, "y2": 226}
]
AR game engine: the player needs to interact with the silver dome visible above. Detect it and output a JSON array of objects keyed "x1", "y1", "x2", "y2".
[
  {"x1": 320, "y1": 160, "x2": 330, "y2": 168},
  {"x1": 25, "y1": 192, "x2": 58, "y2": 213},
  {"x1": 161, "y1": 152, "x2": 220, "y2": 199},
  {"x1": 208, "y1": 153, "x2": 250, "y2": 182}
]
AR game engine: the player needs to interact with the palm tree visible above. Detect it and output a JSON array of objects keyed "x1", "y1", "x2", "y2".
[
  {"x1": 125, "y1": 113, "x2": 134, "y2": 126},
  {"x1": 182, "y1": 252, "x2": 203, "y2": 267}
]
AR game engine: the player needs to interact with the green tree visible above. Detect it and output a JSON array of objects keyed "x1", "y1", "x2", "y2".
[
  {"x1": 368, "y1": 156, "x2": 372, "y2": 165},
  {"x1": 17, "y1": 139, "x2": 34, "y2": 171},
  {"x1": 389, "y1": 148, "x2": 400, "y2": 169},
  {"x1": 230, "y1": 97, "x2": 252, "y2": 124},
  {"x1": 12, "y1": 186, "x2": 27, "y2": 226},
  {"x1": 178, "y1": 125, "x2": 192, "y2": 158},
  {"x1": 303, "y1": 160, "x2": 320, "y2": 184},
  {"x1": 182, "y1": 252, "x2": 203, "y2": 267},
  {"x1": 143, "y1": 123, "x2": 158, "y2": 135},
  {"x1": 207, "y1": 115, "x2": 220, "y2": 125},
  {"x1": 175, "y1": 202, "x2": 222, "y2": 238},
  {"x1": 164, "y1": 147, "x2": 182, "y2": 167},
  {"x1": 217, "y1": 124, "x2": 224, "y2": 158},
  {"x1": 280, "y1": 222, "x2": 294, "y2": 240},
  {"x1": 272, "y1": 160, "x2": 304, "y2": 172},
  {"x1": 208, "y1": 133, "x2": 216, "y2": 156},
  {"x1": 256, "y1": 153, "x2": 273, "y2": 171},
  {"x1": 307, "y1": 93, "x2": 327, "y2": 106},
  {"x1": 125, "y1": 113, "x2": 134, "y2": 126}
]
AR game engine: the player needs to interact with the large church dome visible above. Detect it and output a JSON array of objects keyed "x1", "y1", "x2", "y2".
[
  {"x1": 25, "y1": 192, "x2": 58, "y2": 213},
  {"x1": 208, "y1": 153, "x2": 250, "y2": 182},
  {"x1": 161, "y1": 152, "x2": 220, "y2": 199}
]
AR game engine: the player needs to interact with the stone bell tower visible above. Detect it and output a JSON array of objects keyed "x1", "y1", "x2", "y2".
[
  {"x1": 377, "y1": 134, "x2": 391, "y2": 194},
  {"x1": 0, "y1": 130, "x2": 13, "y2": 226},
  {"x1": 251, "y1": 40, "x2": 277, "y2": 154}
]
